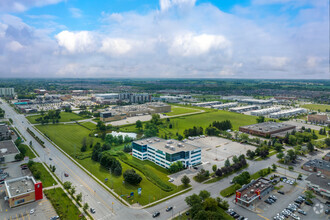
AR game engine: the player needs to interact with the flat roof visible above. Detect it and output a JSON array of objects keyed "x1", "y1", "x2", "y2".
[
  {"x1": 5, "y1": 176, "x2": 36, "y2": 198},
  {"x1": 240, "y1": 122, "x2": 295, "y2": 133},
  {"x1": 133, "y1": 137, "x2": 200, "y2": 154},
  {"x1": 0, "y1": 140, "x2": 19, "y2": 157},
  {"x1": 303, "y1": 159, "x2": 330, "y2": 172},
  {"x1": 306, "y1": 173, "x2": 330, "y2": 191},
  {"x1": 0, "y1": 124, "x2": 8, "y2": 133},
  {"x1": 237, "y1": 177, "x2": 272, "y2": 202},
  {"x1": 229, "y1": 105, "x2": 258, "y2": 111}
]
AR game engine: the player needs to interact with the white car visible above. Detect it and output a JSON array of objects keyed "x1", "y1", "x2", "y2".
[
  {"x1": 30, "y1": 209, "x2": 35, "y2": 214},
  {"x1": 168, "y1": 178, "x2": 174, "y2": 182}
]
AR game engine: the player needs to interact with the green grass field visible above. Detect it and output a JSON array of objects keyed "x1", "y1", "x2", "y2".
[
  {"x1": 27, "y1": 112, "x2": 85, "y2": 124},
  {"x1": 302, "y1": 104, "x2": 330, "y2": 112},
  {"x1": 28, "y1": 162, "x2": 57, "y2": 187},
  {"x1": 80, "y1": 122, "x2": 97, "y2": 130},
  {"x1": 165, "y1": 106, "x2": 201, "y2": 116},
  {"x1": 44, "y1": 188, "x2": 85, "y2": 220},
  {"x1": 35, "y1": 124, "x2": 188, "y2": 205},
  {"x1": 19, "y1": 144, "x2": 36, "y2": 159}
]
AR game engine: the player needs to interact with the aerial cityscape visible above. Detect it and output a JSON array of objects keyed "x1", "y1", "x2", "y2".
[{"x1": 0, "y1": 1, "x2": 329, "y2": 220}]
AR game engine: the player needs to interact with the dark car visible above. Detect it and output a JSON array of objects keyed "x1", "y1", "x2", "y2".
[
  {"x1": 294, "y1": 199, "x2": 303, "y2": 204},
  {"x1": 233, "y1": 213, "x2": 240, "y2": 219},
  {"x1": 277, "y1": 191, "x2": 285, "y2": 195},
  {"x1": 64, "y1": 173, "x2": 69, "y2": 177},
  {"x1": 193, "y1": 167, "x2": 198, "y2": 170},
  {"x1": 230, "y1": 211, "x2": 237, "y2": 216},
  {"x1": 185, "y1": 212, "x2": 190, "y2": 216},
  {"x1": 152, "y1": 211, "x2": 160, "y2": 218},
  {"x1": 305, "y1": 201, "x2": 313, "y2": 206},
  {"x1": 90, "y1": 208, "x2": 96, "y2": 213},
  {"x1": 325, "y1": 209, "x2": 330, "y2": 215},
  {"x1": 166, "y1": 207, "x2": 173, "y2": 212}
]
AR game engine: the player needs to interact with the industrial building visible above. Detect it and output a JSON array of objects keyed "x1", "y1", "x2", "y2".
[
  {"x1": 239, "y1": 99, "x2": 273, "y2": 106},
  {"x1": 307, "y1": 114, "x2": 329, "y2": 124},
  {"x1": 239, "y1": 122, "x2": 296, "y2": 137},
  {"x1": 305, "y1": 173, "x2": 330, "y2": 200},
  {"x1": 192, "y1": 101, "x2": 222, "y2": 107},
  {"x1": 211, "y1": 102, "x2": 238, "y2": 110},
  {"x1": 4, "y1": 176, "x2": 43, "y2": 208},
  {"x1": 132, "y1": 138, "x2": 201, "y2": 169},
  {"x1": 148, "y1": 103, "x2": 171, "y2": 113},
  {"x1": 250, "y1": 107, "x2": 281, "y2": 116},
  {"x1": 229, "y1": 105, "x2": 259, "y2": 113},
  {"x1": 0, "y1": 88, "x2": 15, "y2": 97},
  {"x1": 0, "y1": 140, "x2": 19, "y2": 163},
  {"x1": 119, "y1": 93, "x2": 151, "y2": 103},
  {"x1": 0, "y1": 124, "x2": 11, "y2": 140},
  {"x1": 100, "y1": 111, "x2": 126, "y2": 122},
  {"x1": 269, "y1": 108, "x2": 307, "y2": 119},
  {"x1": 235, "y1": 177, "x2": 274, "y2": 210},
  {"x1": 302, "y1": 159, "x2": 330, "y2": 176}
]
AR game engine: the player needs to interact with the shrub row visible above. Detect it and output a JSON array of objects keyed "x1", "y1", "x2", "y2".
[{"x1": 27, "y1": 128, "x2": 46, "y2": 148}]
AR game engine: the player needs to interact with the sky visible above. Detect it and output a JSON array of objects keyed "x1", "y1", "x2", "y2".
[{"x1": 0, "y1": 0, "x2": 328, "y2": 79}]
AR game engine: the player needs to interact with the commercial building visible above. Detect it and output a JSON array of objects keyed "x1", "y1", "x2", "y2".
[
  {"x1": 119, "y1": 93, "x2": 151, "y2": 103},
  {"x1": 192, "y1": 101, "x2": 222, "y2": 107},
  {"x1": 4, "y1": 176, "x2": 43, "y2": 208},
  {"x1": 324, "y1": 152, "x2": 330, "y2": 162},
  {"x1": 0, "y1": 124, "x2": 11, "y2": 140},
  {"x1": 148, "y1": 103, "x2": 171, "y2": 113},
  {"x1": 302, "y1": 159, "x2": 330, "y2": 176},
  {"x1": 229, "y1": 105, "x2": 259, "y2": 113},
  {"x1": 239, "y1": 99, "x2": 273, "y2": 106},
  {"x1": 94, "y1": 93, "x2": 119, "y2": 99},
  {"x1": 305, "y1": 173, "x2": 330, "y2": 200},
  {"x1": 269, "y1": 108, "x2": 307, "y2": 119},
  {"x1": 0, "y1": 88, "x2": 15, "y2": 97},
  {"x1": 307, "y1": 114, "x2": 329, "y2": 124},
  {"x1": 132, "y1": 138, "x2": 201, "y2": 169},
  {"x1": 235, "y1": 177, "x2": 274, "y2": 210},
  {"x1": 211, "y1": 102, "x2": 238, "y2": 110},
  {"x1": 100, "y1": 111, "x2": 126, "y2": 122},
  {"x1": 239, "y1": 122, "x2": 296, "y2": 137},
  {"x1": 0, "y1": 140, "x2": 19, "y2": 163},
  {"x1": 250, "y1": 107, "x2": 281, "y2": 116}
]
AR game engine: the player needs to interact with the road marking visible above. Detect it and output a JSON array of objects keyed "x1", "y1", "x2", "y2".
[{"x1": 257, "y1": 214, "x2": 270, "y2": 220}]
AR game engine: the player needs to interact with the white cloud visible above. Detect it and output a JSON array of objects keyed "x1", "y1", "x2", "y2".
[
  {"x1": 6, "y1": 41, "x2": 24, "y2": 51},
  {"x1": 160, "y1": 0, "x2": 196, "y2": 11},
  {"x1": 260, "y1": 56, "x2": 289, "y2": 68},
  {"x1": 0, "y1": 0, "x2": 64, "y2": 12},
  {"x1": 99, "y1": 38, "x2": 132, "y2": 55},
  {"x1": 69, "y1": 8, "x2": 83, "y2": 18},
  {"x1": 55, "y1": 31, "x2": 96, "y2": 53}
]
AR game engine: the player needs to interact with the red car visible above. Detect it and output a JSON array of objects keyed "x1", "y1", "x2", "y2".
[{"x1": 64, "y1": 173, "x2": 69, "y2": 177}]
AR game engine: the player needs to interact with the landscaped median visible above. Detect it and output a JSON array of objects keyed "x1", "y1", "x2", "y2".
[{"x1": 27, "y1": 161, "x2": 57, "y2": 187}]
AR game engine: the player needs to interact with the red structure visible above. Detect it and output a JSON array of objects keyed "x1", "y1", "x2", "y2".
[{"x1": 34, "y1": 182, "x2": 43, "y2": 200}]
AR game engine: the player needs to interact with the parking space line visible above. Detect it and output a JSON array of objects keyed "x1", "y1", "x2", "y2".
[{"x1": 257, "y1": 214, "x2": 270, "y2": 220}]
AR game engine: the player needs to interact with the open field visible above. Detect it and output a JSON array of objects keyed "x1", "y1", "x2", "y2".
[
  {"x1": 302, "y1": 104, "x2": 330, "y2": 112},
  {"x1": 44, "y1": 188, "x2": 85, "y2": 220},
  {"x1": 80, "y1": 121, "x2": 97, "y2": 130},
  {"x1": 165, "y1": 106, "x2": 201, "y2": 116},
  {"x1": 28, "y1": 162, "x2": 57, "y2": 187},
  {"x1": 35, "y1": 124, "x2": 188, "y2": 205},
  {"x1": 19, "y1": 144, "x2": 36, "y2": 159},
  {"x1": 27, "y1": 112, "x2": 85, "y2": 124}
]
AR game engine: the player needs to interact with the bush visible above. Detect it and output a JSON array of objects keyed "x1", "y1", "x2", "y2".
[{"x1": 123, "y1": 169, "x2": 142, "y2": 185}]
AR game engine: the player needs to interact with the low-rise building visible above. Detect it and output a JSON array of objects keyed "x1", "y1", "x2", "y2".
[
  {"x1": 147, "y1": 103, "x2": 171, "y2": 113},
  {"x1": 0, "y1": 124, "x2": 10, "y2": 140},
  {"x1": 100, "y1": 111, "x2": 126, "y2": 122},
  {"x1": 0, "y1": 140, "x2": 19, "y2": 163},
  {"x1": 229, "y1": 105, "x2": 259, "y2": 113},
  {"x1": 192, "y1": 101, "x2": 222, "y2": 107},
  {"x1": 302, "y1": 159, "x2": 330, "y2": 176},
  {"x1": 250, "y1": 107, "x2": 281, "y2": 116},
  {"x1": 4, "y1": 176, "x2": 43, "y2": 208},
  {"x1": 307, "y1": 114, "x2": 329, "y2": 124},
  {"x1": 211, "y1": 102, "x2": 238, "y2": 110},
  {"x1": 324, "y1": 152, "x2": 330, "y2": 162},
  {"x1": 269, "y1": 108, "x2": 307, "y2": 119},
  {"x1": 305, "y1": 173, "x2": 330, "y2": 200},
  {"x1": 235, "y1": 177, "x2": 274, "y2": 210},
  {"x1": 132, "y1": 138, "x2": 201, "y2": 169},
  {"x1": 239, "y1": 122, "x2": 295, "y2": 137},
  {"x1": 239, "y1": 99, "x2": 273, "y2": 106}
]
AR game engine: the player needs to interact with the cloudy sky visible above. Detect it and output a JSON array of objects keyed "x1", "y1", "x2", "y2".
[{"x1": 0, "y1": 0, "x2": 328, "y2": 79}]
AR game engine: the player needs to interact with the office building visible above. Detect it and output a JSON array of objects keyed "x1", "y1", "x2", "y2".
[
  {"x1": 132, "y1": 138, "x2": 201, "y2": 169},
  {"x1": 239, "y1": 122, "x2": 296, "y2": 137},
  {"x1": 305, "y1": 173, "x2": 330, "y2": 200}
]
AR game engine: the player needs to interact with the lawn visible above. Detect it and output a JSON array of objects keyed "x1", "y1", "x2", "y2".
[
  {"x1": 302, "y1": 104, "x2": 330, "y2": 112},
  {"x1": 165, "y1": 106, "x2": 201, "y2": 116},
  {"x1": 27, "y1": 112, "x2": 85, "y2": 124},
  {"x1": 44, "y1": 188, "x2": 85, "y2": 220},
  {"x1": 35, "y1": 124, "x2": 189, "y2": 205},
  {"x1": 19, "y1": 144, "x2": 36, "y2": 159},
  {"x1": 80, "y1": 122, "x2": 97, "y2": 130},
  {"x1": 28, "y1": 162, "x2": 57, "y2": 187},
  {"x1": 120, "y1": 110, "x2": 257, "y2": 138}
]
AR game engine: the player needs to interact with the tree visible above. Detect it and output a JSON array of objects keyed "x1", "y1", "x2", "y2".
[
  {"x1": 233, "y1": 171, "x2": 250, "y2": 185},
  {"x1": 239, "y1": 133, "x2": 249, "y2": 142},
  {"x1": 185, "y1": 194, "x2": 202, "y2": 207},
  {"x1": 199, "y1": 190, "x2": 210, "y2": 201},
  {"x1": 63, "y1": 181, "x2": 72, "y2": 190},
  {"x1": 232, "y1": 155, "x2": 239, "y2": 164},
  {"x1": 307, "y1": 142, "x2": 314, "y2": 152},
  {"x1": 178, "y1": 134, "x2": 183, "y2": 141},
  {"x1": 114, "y1": 165, "x2": 122, "y2": 176},
  {"x1": 304, "y1": 190, "x2": 315, "y2": 200},
  {"x1": 246, "y1": 150, "x2": 255, "y2": 159},
  {"x1": 15, "y1": 153, "x2": 24, "y2": 161},
  {"x1": 76, "y1": 192, "x2": 82, "y2": 202},
  {"x1": 181, "y1": 175, "x2": 190, "y2": 187},
  {"x1": 325, "y1": 138, "x2": 330, "y2": 147},
  {"x1": 272, "y1": 164, "x2": 277, "y2": 171},
  {"x1": 70, "y1": 186, "x2": 76, "y2": 195},
  {"x1": 224, "y1": 158, "x2": 230, "y2": 167},
  {"x1": 212, "y1": 165, "x2": 217, "y2": 173},
  {"x1": 287, "y1": 149, "x2": 296, "y2": 161},
  {"x1": 123, "y1": 169, "x2": 142, "y2": 185},
  {"x1": 136, "y1": 120, "x2": 142, "y2": 129},
  {"x1": 83, "y1": 203, "x2": 89, "y2": 211},
  {"x1": 277, "y1": 152, "x2": 284, "y2": 160},
  {"x1": 203, "y1": 198, "x2": 218, "y2": 212},
  {"x1": 256, "y1": 116, "x2": 265, "y2": 123},
  {"x1": 215, "y1": 169, "x2": 222, "y2": 177}
]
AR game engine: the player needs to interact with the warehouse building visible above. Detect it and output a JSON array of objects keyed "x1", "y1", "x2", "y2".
[
  {"x1": 229, "y1": 105, "x2": 259, "y2": 113},
  {"x1": 192, "y1": 101, "x2": 222, "y2": 107},
  {"x1": 0, "y1": 124, "x2": 11, "y2": 140},
  {"x1": 239, "y1": 122, "x2": 296, "y2": 137},
  {"x1": 302, "y1": 159, "x2": 330, "y2": 176},
  {"x1": 100, "y1": 111, "x2": 126, "y2": 122},
  {"x1": 4, "y1": 176, "x2": 43, "y2": 208},
  {"x1": 235, "y1": 177, "x2": 274, "y2": 210},
  {"x1": 307, "y1": 114, "x2": 329, "y2": 124},
  {"x1": 148, "y1": 103, "x2": 171, "y2": 113},
  {"x1": 305, "y1": 173, "x2": 330, "y2": 200},
  {"x1": 239, "y1": 99, "x2": 273, "y2": 106},
  {"x1": 0, "y1": 140, "x2": 19, "y2": 163},
  {"x1": 269, "y1": 108, "x2": 307, "y2": 119},
  {"x1": 132, "y1": 138, "x2": 201, "y2": 169},
  {"x1": 250, "y1": 107, "x2": 281, "y2": 116},
  {"x1": 211, "y1": 102, "x2": 238, "y2": 110}
]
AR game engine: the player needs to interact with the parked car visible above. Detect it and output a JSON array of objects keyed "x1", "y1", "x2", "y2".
[
  {"x1": 305, "y1": 201, "x2": 313, "y2": 206},
  {"x1": 166, "y1": 206, "x2": 173, "y2": 212},
  {"x1": 168, "y1": 178, "x2": 174, "y2": 182},
  {"x1": 297, "y1": 209, "x2": 306, "y2": 215},
  {"x1": 325, "y1": 209, "x2": 330, "y2": 215},
  {"x1": 90, "y1": 208, "x2": 96, "y2": 213},
  {"x1": 193, "y1": 167, "x2": 198, "y2": 170},
  {"x1": 30, "y1": 209, "x2": 35, "y2": 214},
  {"x1": 277, "y1": 191, "x2": 285, "y2": 195},
  {"x1": 152, "y1": 211, "x2": 160, "y2": 218},
  {"x1": 64, "y1": 173, "x2": 69, "y2": 177}
]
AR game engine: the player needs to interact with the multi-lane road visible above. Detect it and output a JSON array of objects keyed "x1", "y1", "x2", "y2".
[{"x1": 1, "y1": 99, "x2": 286, "y2": 220}]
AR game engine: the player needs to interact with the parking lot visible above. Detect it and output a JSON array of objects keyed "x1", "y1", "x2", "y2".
[{"x1": 0, "y1": 161, "x2": 58, "y2": 220}]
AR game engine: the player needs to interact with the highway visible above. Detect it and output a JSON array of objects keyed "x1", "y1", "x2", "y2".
[{"x1": 0, "y1": 99, "x2": 283, "y2": 220}]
